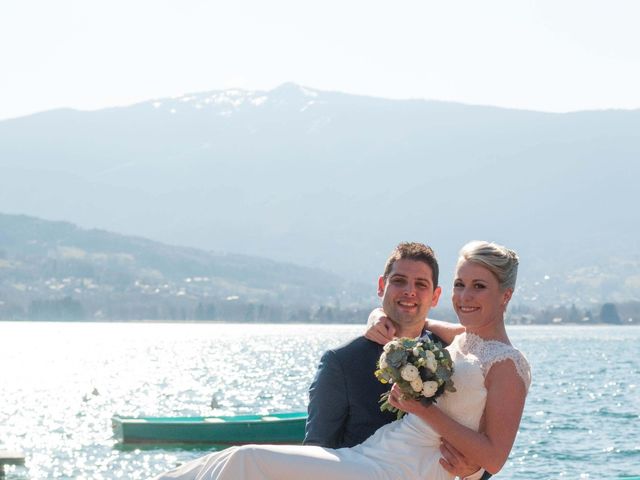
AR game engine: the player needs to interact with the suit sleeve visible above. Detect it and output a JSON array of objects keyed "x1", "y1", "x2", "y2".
[{"x1": 303, "y1": 349, "x2": 349, "y2": 448}]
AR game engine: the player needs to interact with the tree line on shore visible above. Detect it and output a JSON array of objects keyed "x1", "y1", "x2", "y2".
[{"x1": 1, "y1": 295, "x2": 637, "y2": 325}]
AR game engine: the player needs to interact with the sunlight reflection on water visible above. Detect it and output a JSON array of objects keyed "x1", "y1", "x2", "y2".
[
  {"x1": 1, "y1": 323, "x2": 639, "y2": 479},
  {"x1": 1, "y1": 322, "x2": 361, "y2": 479}
]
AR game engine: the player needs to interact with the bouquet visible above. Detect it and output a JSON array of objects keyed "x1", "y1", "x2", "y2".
[{"x1": 375, "y1": 336, "x2": 455, "y2": 419}]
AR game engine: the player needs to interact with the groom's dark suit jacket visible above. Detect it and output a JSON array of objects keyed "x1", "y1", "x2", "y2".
[{"x1": 304, "y1": 329, "x2": 442, "y2": 449}]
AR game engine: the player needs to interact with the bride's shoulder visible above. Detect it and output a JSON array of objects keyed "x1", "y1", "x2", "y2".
[{"x1": 459, "y1": 333, "x2": 531, "y2": 392}]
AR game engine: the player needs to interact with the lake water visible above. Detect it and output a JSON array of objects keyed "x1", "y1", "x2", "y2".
[{"x1": 1, "y1": 322, "x2": 638, "y2": 479}]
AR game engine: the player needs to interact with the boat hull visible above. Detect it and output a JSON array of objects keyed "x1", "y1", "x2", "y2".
[{"x1": 112, "y1": 412, "x2": 307, "y2": 444}]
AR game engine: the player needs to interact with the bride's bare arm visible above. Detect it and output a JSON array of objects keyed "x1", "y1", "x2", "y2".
[
  {"x1": 365, "y1": 308, "x2": 464, "y2": 345},
  {"x1": 423, "y1": 319, "x2": 464, "y2": 345},
  {"x1": 389, "y1": 359, "x2": 527, "y2": 475}
]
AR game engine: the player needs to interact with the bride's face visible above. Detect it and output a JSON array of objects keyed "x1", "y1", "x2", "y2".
[{"x1": 452, "y1": 259, "x2": 512, "y2": 328}]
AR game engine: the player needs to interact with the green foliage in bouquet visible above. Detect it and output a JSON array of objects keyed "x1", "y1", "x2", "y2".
[{"x1": 375, "y1": 336, "x2": 456, "y2": 419}]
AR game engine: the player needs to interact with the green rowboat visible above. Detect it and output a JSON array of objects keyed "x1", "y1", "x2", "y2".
[{"x1": 112, "y1": 412, "x2": 307, "y2": 444}]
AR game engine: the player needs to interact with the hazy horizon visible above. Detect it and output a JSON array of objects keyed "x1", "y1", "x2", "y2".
[
  {"x1": 1, "y1": 0, "x2": 638, "y2": 311},
  {"x1": 2, "y1": 0, "x2": 640, "y2": 121}
]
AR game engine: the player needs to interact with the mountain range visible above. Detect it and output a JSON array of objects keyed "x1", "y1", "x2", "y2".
[{"x1": 1, "y1": 83, "x2": 639, "y2": 308}]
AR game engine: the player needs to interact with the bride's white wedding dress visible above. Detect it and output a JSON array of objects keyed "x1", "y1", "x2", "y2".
[{"x1": 153, "y1": 333, "x2": 531, "y2": 480}]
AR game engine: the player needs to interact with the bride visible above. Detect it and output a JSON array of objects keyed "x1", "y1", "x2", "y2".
[{"x1": 153, "y1": 241, "x2": 531, "y2": 480}]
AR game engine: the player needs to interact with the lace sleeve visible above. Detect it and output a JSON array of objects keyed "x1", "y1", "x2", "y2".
[
  {"x1": 464, "y1": 334, "x2": 532, "y2": 392},
  {"x1": 482, "y1": 344, "x2": 531, "y2": 392}
]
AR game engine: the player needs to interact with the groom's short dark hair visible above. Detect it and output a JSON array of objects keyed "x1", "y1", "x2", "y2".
[{"x1": 382, "y1": 242, "x2": 439, "y2": 287}]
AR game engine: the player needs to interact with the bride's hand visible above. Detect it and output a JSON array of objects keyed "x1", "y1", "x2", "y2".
[
  {"x1": 387, "y1": 384, "x2": 424, "y2": 415},
  {"x1": 365, "y1": 308, "x2": 396, "y2": 345},
  {"x1": 439, "y1": 439, "x2": 485, "y2": 479}
]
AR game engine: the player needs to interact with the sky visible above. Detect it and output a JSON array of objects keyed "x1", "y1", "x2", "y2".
[{"x1": 2, "y1": 0, "x2": 640, "y2": 121}]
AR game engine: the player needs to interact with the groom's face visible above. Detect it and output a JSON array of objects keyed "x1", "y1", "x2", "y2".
[{"x1": 378, "y1": 258, "x2": 441, "y2": 331}]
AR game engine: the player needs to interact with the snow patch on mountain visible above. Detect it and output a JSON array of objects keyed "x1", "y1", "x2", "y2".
[{"x1": 147, "y1": 84, "x2": 322, "y2": 115}]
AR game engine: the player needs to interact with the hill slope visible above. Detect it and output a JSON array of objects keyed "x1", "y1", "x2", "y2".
[
  {"x1": 1, "y1": 83, "x2": 639, "y2": 306},
  {"x1": 0, "y1": 213, "x2": 372, "y2": 320}
]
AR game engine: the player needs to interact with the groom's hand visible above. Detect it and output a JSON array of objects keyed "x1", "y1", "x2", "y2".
[
  {"x1": 439, "y1": 438, "x2": 485, "y2": 479},
  {"x1": 365, "y1": 308, "x2": 396, "y2": 345}
]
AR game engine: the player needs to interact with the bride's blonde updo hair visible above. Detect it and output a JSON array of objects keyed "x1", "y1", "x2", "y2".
[{"x1": 458, "y1": 241, "x2": 519, "y2": 290}]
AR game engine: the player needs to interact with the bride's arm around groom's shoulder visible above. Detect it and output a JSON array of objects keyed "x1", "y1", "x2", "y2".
[{"x1": 365, "y1": 307, "x2": 464, "y2": 345}]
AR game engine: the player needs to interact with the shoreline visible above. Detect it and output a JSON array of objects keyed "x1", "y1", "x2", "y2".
[{"x1": 0, "y1": 318, "x2": 637, "y2": 326}]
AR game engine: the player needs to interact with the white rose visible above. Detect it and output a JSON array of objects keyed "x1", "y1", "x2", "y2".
[
  {"x1": 384, "y1": 339, "x2": 402, "y2": 353},
  {"x1": 425, "y1": 351, "x2": 438, "y2": 373},
  {"x1": 410, "y1": 378, "x2": 423, "y2": 392},
  {"x1": 422, "y1": 380, "x2": 439, "y2": 397},
  {"x1": 400, "y1": 364, "x2": 420, "y2": 382},
  {"x1": 426, "y1": 357, "x2": 438, "y2": 373},
  {"x1": 412, "y1": 347, "x2": 420, "y2": 357},
  {"x1": 379, "y1": 353, "x2": 388, "y2": 369}
]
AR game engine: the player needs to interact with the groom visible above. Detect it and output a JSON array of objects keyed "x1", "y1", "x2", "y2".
[{"x1": 303, "y1": 242, "x2": 489, "y2": 480}]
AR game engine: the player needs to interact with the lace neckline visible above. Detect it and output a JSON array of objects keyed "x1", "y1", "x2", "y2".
[
  {"x1": 454, "y1": 331, "x2": 531, "y2": 392},
  {"x1": 458, "y1": 331, "x2": 511, "y2": 349}
]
